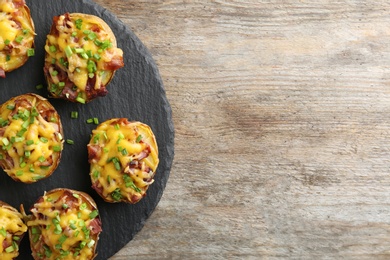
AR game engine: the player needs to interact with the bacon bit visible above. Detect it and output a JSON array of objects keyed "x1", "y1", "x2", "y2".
[
  {"x1": 11, "y1": 13, "x2": 23, "y2": 28},
  {"x1": 88, "y1": 218, "x2": 102, "y2": 235},
  {"x1": 87, "y1": 145, "x2": 102, "y2": 163},
  {"x1": 0, "y1": 68, "x2": 5, "y2": 78},
  {"x1": 103, "y1": 55, "x2": 124, "y2": 71},
  {"x1": 54, "y1": 190, "x2": 79, "y2": 210},
  {"x1": 91, "y1": 181, "x2": 103, "y2": 196},
  {"x1": 12, "y1": 0, "x2": 25, "y2": 8},
  {"x1": 110, "y1": 118, "x2": 129, "y2": 126},
  {"x1": 13, "y1": 97, "x2": 32, "y2": 111},
  {"x1": 90, "y1": 24, "x2": 101, "y2": 33},
  {"x1": 39, "y1": 156, "x2": 53, "y2": 167},
  {"x1": 64, "y1": 13, "x2": 72, "y2": 28},
  {"x1": 3, "y1": 239, "x2": 11, "y2": 249},
  {"x1": 50, "y1": 15, "x2": 60, "y2": 37},
  {"x1": 131, "y1": 194, "x2": 142, "y2": 203},
  {"x1": 85, "y1": 76, "x2": 108, "y2": 100}
]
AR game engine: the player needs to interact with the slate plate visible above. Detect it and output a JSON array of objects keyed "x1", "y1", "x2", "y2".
[{"x1": 0, "y1": 0, "x2": 174, "y2": 259}]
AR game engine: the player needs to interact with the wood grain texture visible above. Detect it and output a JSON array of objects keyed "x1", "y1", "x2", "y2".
[{"x1": 92, "y1": 0, "x2": 390, "y2": 259}]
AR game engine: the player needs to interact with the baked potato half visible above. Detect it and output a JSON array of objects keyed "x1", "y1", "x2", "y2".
[
  {"x1": 0, "y1": 93, "x2": 64, "y2": 183},
  {"x1": 22, "y1": 188, "x2": 102, "y2": 260},
  {"x1": 0, "y1": 0, "x2": 35, "y2": 78},
  {"x1": 88, "y1": 118, "x2": 159, "y2": 203},
  {"x1": 0, "y1": 200, "x2": 27, "y2": 260},
  {"x1": 44, "y1": 12, "x2": 124, "y2": 103}
]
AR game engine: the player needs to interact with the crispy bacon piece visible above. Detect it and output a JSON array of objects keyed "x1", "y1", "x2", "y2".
[{"x1": 0, "y1": 68, "x2": 5, "y2": 78}]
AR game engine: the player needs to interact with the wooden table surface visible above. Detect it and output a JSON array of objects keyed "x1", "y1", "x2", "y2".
[{"x1": 93, "y1": 1, "x2": 390, "y2": 259}]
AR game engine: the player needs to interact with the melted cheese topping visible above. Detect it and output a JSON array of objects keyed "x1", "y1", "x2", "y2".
[
  {"x1": 0, "y1": 95, "x2": 63, "y2": 183},
  {"x1": 89, "y1": 119, "x2": 159, "y2": 203},
  {"x1": 44, "y1": 13, "x2": 123, "y2": 101},
  {"x1": 0, "y1": 0, "x2": 35, "y2": 72},
  {"x1": 27, "y1": 190, "x2": 99, "y2": 260},
  {"x1": 0, "y1": 206, "x2": 27, "y2": 260}
]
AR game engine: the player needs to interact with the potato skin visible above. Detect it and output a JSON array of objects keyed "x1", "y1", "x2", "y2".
[
  {"x1": 23, "y1": 188, "x2": 102, "y2": 260},
  {"x1": 0, "y1": 0, "x2": 35, "y2": 77},
  {"x1": 44, "y1": 12, "x2": 124, "y2": 103},
  {"x1": 0, "y1": 93, "x2": 63, "y2": 183},
  {"x1": 88, "y1": 118, "x2": 159, "y2": 203}
]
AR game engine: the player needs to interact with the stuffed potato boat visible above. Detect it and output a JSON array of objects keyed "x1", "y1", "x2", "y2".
[
  {"x1": 44, "y1": 12, "x2": 124, "y2": 103},
  {"x1": 88, "y1": 118, "x2": 159, "y2": 203},
  {"x1": 0, "y1": 201, "x2": 27, "y2": 260},
  {"x1": 0, "y1": 0, "x2": 35, "y2": 78},
  {"x1": 0, "y1": 93, "x2": 63, "y2": 183},
  {"x1": 22, "y1": 188, "x2": 102, "y2": 260}
]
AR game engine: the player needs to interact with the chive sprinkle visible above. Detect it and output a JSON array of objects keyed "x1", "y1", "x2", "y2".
[{"x1": 71, "y1": 111, "x2": 78, "y2": 119}]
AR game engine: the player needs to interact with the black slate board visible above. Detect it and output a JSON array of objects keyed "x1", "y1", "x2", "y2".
[{"x1": 0, "y1": 0, "x2": 174, "y2": 259}]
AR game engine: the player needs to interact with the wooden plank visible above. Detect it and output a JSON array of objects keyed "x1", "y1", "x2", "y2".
[{"x1": 94, "y1": 1, "x2": 390, "y2": 258}]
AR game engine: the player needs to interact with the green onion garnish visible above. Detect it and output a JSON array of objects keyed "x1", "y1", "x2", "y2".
[
  {"x1": 49, "y1": 45, "x2": 57, "y2": 53},
  {"x1": 71, "y1": 111, "x2": 78, "y2": 119},
  {"x1": 65, "y1": 45, "x2": 73, "y2": 57},
  {"x1": 27, "y1": 48, "x2": 35, "y2": 57}
]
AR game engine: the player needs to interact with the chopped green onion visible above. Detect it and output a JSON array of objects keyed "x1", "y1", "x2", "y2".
[
  {"x1": 6, "y1": 105, "x2": 14, "y2": 110},
  {"x1": 86, "y1": 118, "x2": 94, "y2": 124},
  {"x1": 79, "y1": 203, "x2": 87, "y2": 211},
  {"x1": 49, "y1": 45, "x2": 57, "y2": 53},
  {"x1": 2, "y1": 138, "x2": 9, "y2": 146},
  {"x1": 22, "y1": 29, "x2": 29, "y2": 35},
  {"x1": 75, "y1": 48, "x2": 84, "y2": 54},
  {"x1": 65, "y1": 45, "x2": 73, "y2": 57},
  {"x1": 111, "y1": 188, "x2": 122, "y2": 201},
  {"x1": 51, "y1": 70, "x2": 58, "y2": 76},
  {"x1": 4, "y1": 39, "x2": 10, "y2": 45},
  {"x1": 89, "y1": 210, "x2": 99, "y2": 219},
  {"x1": 80, "y1": 52, "x2": 89, "y2": 59},
  {"x1": 75, "y1": 19, "x2": 83, "y2": 29},
  {"x1": 53, "y1": 145, "x2": 62, "y2": 152},
  {"x1": 136, "y1": 135, "x2": 143, "y2": 143},
  {"x1": 6, "y1": 55, "x2": 10, "y2": 61},
  {"x1": 76, "y1": 96, "x2": 85, "y2": 104},
  {"x1": 38, "y1": 156, "x2": 45, "y2": 162},
  {"x1": 36, "y1": 84, "x2": 43, "y2": 90},
  {"x1": 71, "y1": 111, "x2": 78, "y2": 119},
  {"x1": 0, "y1": 228, "x2": 6, "y2": 237},
  {"x1": 40, "y1": 137, "x2": 48, "y2": 143},
  {"x1": 93, "y1": 117, "x2": 99, "y2": 125},
  {"x1": 58, "y1": 82, "x2": 65, "y2": 87},
  {"x1": 15, "y1": 36, "x2": 23, "y2": 43},
  {"x1": 93, "y1": 53, "x2": 101, "y2": 60},
  {"x1": 5, "y1": 245, "x2": 14, "y2": 253},
  {"x1": 66, "y1": 139, "x2": 74, "y2": 145},
  {"x1": 87, "y1": 239, "x2": 95, "y2": 248},
  {"x1": 27, "y1": 48, "x2": 35, "y2": 57}
]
